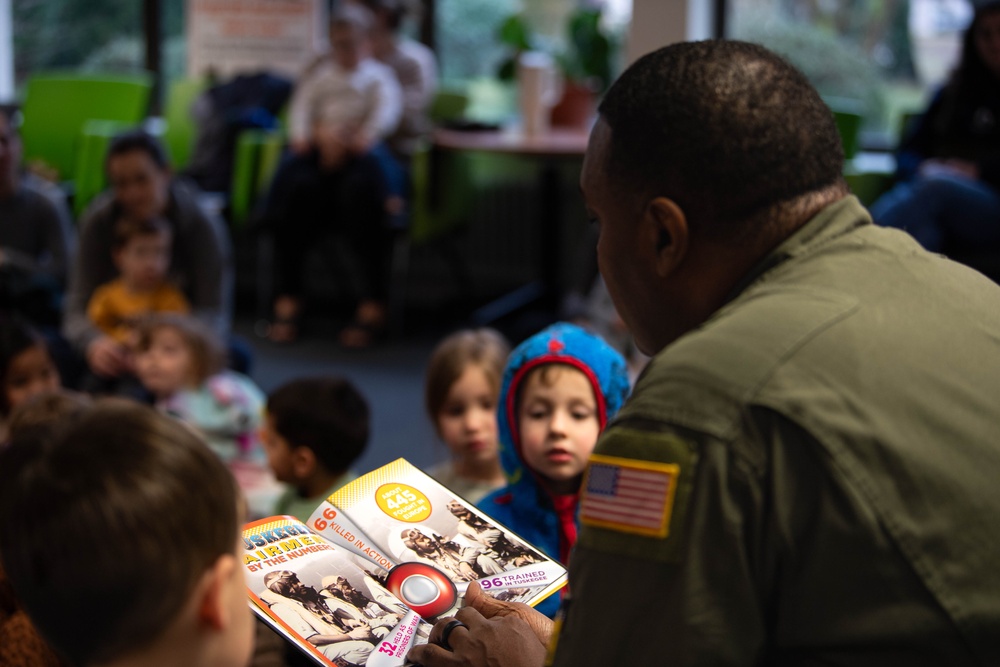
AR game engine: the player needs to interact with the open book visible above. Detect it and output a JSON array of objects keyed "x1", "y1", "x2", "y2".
[{"x1": 243, "y1": 458, "x2": 567, "y2": 666}]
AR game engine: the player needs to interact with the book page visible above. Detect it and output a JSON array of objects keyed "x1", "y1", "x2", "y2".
[
  {"x1": 243, "y1": 516, "x2": 427, "y2": 667},
  {"x1": 306, "y1": 458, "x2": 567, "y2": 615}
]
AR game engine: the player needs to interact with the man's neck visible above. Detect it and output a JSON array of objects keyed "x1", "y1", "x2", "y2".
[{"x1": 298, "y1": 469, "x2": 346, "y2": 500}]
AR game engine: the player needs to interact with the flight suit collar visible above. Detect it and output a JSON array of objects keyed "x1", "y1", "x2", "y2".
[{"x1": 722, "y1": 194, "x2": 872, "y2": 306}]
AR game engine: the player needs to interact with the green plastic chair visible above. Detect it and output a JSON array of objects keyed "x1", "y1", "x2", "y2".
[
  {"x1": 429, "y1": 89, "x2": 470, "y2": 124},
  {"x1": 73, "y1": 119, "x2": 138, "y2": 217},
  {"x1": 162, "y1": 77, "x2": 208, "y2": 172},
  {"x1": 825, "y1": 97, "x2": 865, "y2": 161},
  {"x1": 229, "y1": 127, "x2": 286, "y2": 229},
  {"x1": 19, "y1": 72, "x2": 153, "y2": 183}
]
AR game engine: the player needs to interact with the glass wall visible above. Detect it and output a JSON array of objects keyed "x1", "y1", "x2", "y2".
[
  {"x1": 725, "y1": 0, "x2": 972, "y2": 140},
  {"x1": 11, "y1": 0, "x2": 186, "y2": 92}
]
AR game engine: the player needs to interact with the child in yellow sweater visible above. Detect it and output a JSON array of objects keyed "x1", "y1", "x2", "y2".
[{"x1": 86, "y1": 214, "x2": 189, "y2": 350}]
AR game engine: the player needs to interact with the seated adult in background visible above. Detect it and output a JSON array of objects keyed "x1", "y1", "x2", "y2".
[
  {"x1": 0, "y1": 108, "x2": 75, "y2": 327},
  {"x1": 361, "y1": 0, "x2": 438, "y2": 241},
  {"x1": 63, "y1": 131, "x2": 234, "y2": 383},
  {"x1": 361, "y1": 0, "x2": 438, "y2": 164},
  {"x1": 870, "y1": 0, "x2": 1000, "y2": 252},
  {"x1": 409, "y1": 39, "x2": 1000, "y2": 667},
  {"x1": 262, "y1": 2, "x2": 402, "y2": 346}
]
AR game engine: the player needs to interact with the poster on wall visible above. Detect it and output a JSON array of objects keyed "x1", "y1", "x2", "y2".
[{"x1": 187, "y1": 0, "x2": 326, "y2": 79}]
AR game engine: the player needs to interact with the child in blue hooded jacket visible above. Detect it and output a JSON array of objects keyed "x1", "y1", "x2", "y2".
[{"x1": 479, "y1": 322, "x2": 629, "y2": 617}]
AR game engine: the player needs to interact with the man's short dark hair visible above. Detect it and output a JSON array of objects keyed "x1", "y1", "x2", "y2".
[
  {"x1": 106, "y1": 129, "x2": 170, "y2": 171},
  {"x1": 597, "y1": 39, "x2": 845, "y2": 243},
  {"x1": 267, "y1": 377, "x2": 369, "y2": 475},
  {"x1": 0, "y1": 400, "x2": 240, "y2": 666}
]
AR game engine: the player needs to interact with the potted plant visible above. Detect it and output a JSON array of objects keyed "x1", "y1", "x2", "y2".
[{"x1": 496, "y1": 7, "x2": 618, "y2": 128}]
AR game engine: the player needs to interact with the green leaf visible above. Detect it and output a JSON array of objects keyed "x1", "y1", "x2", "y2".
[{"x1": 497, "y1": 14, "x2": 533, "y2": 50}]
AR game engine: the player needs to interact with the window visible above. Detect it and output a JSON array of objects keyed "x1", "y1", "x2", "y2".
[
  {"x1": 725, "y1": 0, "x2": 972, "y2": 141},
  {"x1": 11, "y1": 0, "x2": 187, "y2": 93}
]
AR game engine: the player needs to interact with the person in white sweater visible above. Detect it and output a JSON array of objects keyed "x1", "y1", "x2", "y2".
[{"x1": 263, "y1": 2, "x2": 402, "y2": 347}]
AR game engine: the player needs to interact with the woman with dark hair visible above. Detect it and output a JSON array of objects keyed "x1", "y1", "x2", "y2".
[
  {"x1": 871, "y1": 1, "x2": 1000, "y2": 251},
  {"x1": 62, "y1": 130, "x2": 234, "y2": 383}
]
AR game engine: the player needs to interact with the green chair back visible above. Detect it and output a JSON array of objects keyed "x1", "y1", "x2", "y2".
[
  {"x1": 429, "y1": 89, "x2": 470, "y2": 124},
  {"x1": 73, "y1": 119, "x2": 137, "y2": 217},
  {"x1": 229, "y1": 128, "x2": 285, "y2": 229},
  {"x1": 825, "y1": 97, "x2": 865, "y2": 160},
  {"x1": 19, "y1": 72, "x2": 153, "y2": 182},
  {"x1": 163, "y1": 77, "x2": 208, "y2": 172}
]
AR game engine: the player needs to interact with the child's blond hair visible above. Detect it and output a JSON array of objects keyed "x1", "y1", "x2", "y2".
[{"x1": 424, "y1": 328, "x2": 510, "y2": 425}]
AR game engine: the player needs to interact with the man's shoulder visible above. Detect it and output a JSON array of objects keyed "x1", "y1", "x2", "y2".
[{"x1": 627, "y1": 285, "x2": 859, "y2": 432}]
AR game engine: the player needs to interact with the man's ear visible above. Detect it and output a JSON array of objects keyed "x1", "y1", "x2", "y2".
[
  {"x1": 197, "y1": 553, "x2": 239, "y2": 631},
  {"x1": 644, "y1": 197, "x2": 689, "y2": 277},
  {"x1": 291, "y1": 446, "x2": 318, "y2": 479}
]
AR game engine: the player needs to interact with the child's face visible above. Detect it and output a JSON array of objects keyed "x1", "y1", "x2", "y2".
[
  {"x1": 436, "y1": 364, "x2": 500, "y2": 465},
  {"x1": 260, "y1": 415, "x2": 296, "y2": 484},
  {"x1": 517, "y1": 365, "x2": 600, "y2": 494},
  {"x1": 4, "y1": 343, "x2": 60, "y2": 412},
  {"x1": 133, "y1": 327, "x2": 195, "y2": 397},
  {"x1": 114, "y1": 230, "x2": 171, "y2": 292},
  {"x1": 329, "y1": 22, "x2": 365, "y2": 70}
]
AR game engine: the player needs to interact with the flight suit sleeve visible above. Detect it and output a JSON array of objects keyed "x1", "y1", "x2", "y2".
[{"x1": 550, "y1": 423, "x2": 768, "y2": 667}]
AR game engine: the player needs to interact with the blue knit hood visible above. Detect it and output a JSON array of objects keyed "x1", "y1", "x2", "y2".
[{"x1": 496, "y1": 322, "x2": 631, "y2": 488}]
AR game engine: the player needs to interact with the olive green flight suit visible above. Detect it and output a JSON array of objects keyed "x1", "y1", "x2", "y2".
[{"x1": 553, "y1": 197, "x2": 1000, "y2": 666}]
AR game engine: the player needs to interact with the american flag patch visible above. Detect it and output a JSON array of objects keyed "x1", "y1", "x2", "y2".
[{"x1": 579, "y1": 454, "x2": 679, "y2": 538}]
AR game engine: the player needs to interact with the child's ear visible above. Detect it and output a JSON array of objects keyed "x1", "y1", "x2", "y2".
[
  {"x1": 196, "y1": 553, "x2": 239, "y2": 631},
  {"x1": 291, "y1": 446, "x2": 318, "y2": 479}
]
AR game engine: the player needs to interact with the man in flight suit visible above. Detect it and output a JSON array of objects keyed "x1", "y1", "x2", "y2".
[{"x1": 408, "y1": 39, "x2": 1000, "y2": 667}]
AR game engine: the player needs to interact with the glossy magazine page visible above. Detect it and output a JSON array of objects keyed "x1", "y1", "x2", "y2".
[
  {"x1": 244, "y1": 516, "x2": 427, "y2": 667},
  {"x1": 308, "y1": 458, "x2": 567, "y2": 613},
  {"x1": 244, "y1": 459, "x2": 567, "y2": 666}
]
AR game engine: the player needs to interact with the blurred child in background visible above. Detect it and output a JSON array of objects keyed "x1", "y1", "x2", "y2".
[
  {"x1": 261, "y1": 377, "x2": 370, "y2": 521},
  {"x1": 480, "y1": 322, "x2": 630, "y2": 617},
  {"x1": 0, "y1": 316, "x2": 61, "y2": 441},
  {"x1": 134, "y1": 313, "x2": 263, "y2": 460},
  {"x1": 86, "y1": 215, "x2": 189, "y2": 353},
  {"x1": 424, "y1": 328, "x2": 509, "y2": 504},
  {"x1": 132, "y1": 314, "x2": 275, "y2": 518},
  {"x1": 0, "y1": 400, "x2": 254, "y2": 667}
]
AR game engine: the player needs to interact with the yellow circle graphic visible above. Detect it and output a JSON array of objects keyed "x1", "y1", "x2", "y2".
[{"x1": 375, "y1": 483, "x2": 431, "y2": 523}]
